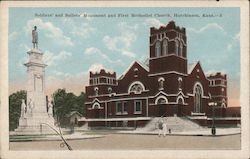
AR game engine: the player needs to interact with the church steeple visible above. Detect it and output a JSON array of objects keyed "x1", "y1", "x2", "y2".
[{"x1": 149, "y1": 21, "x2": 187, "y2": 75}]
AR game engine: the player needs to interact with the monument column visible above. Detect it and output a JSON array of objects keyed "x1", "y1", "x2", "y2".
[{"x1": 14, "y1": 26, "x2": 55, "y2": 135}]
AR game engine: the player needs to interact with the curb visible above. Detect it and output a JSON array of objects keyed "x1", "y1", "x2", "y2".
[
  {"x1": 10, "y1": 135, "x2": 105, "y2": 142},
  {"x1": 116, "y1": 132, "x2": 241, "y2": 137}
]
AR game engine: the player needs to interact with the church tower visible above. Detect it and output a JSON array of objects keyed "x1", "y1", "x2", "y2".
[{"x1": 149, "y1": 21, "x2": 187, "y2": 74}]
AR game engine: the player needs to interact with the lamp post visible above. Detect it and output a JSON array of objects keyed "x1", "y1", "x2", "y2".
[{"x1": 208, "y1": 102, "x2": 217, "y2": 136}]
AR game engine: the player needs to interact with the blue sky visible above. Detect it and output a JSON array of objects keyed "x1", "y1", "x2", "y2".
[{"x1": 9, "y1": 7, "x2": 240, "y2": 106}]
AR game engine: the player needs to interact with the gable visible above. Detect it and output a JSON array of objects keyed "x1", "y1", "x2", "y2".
[
  {"x1": 118, "y1": 61, "x2": 149, "y2": 80},
  {"x1": 189, "y1": 62, "x2": 207, "y2": 79}
]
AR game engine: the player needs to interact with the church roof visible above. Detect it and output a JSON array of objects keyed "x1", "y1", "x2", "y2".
[
  {"x1": 188, "y1": 62, "x2": 199, "y2": 74},
  {"x1": 118, "y1": 61, "x2": 149, "y2": 80}
]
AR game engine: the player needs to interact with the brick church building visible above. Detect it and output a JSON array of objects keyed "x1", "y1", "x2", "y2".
[{"x1": 83, "y1": 21, "x2": 240, "y2": 128}]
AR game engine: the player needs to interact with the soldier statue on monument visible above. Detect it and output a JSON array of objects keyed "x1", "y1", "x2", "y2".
[{"x1": 32, "y1": 26, "x2": 38, "y2": 49}]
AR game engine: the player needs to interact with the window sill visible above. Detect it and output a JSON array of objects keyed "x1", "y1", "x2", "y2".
[
  {"x1": 134, "y1": 111, "x2": 142, "y2": 114},
  {"x1": 116, "y1": 112, "x2": 128, "y2": 115},
  {"x1": 191, "y1": 112, "x2": 206, "y2": 116}
]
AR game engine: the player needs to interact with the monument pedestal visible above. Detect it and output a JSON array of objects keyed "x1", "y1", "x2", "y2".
[{"x1": 14, "y1": 48, "x2": 56, "y2": 135}]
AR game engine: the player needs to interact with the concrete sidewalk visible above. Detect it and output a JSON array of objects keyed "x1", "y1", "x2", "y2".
[
  {"x1": 10, "y1": 132, "x2": 105, "y2": 142},
  {"x1": 118, "y1": 127, "x2": 241, "y2": 136}
]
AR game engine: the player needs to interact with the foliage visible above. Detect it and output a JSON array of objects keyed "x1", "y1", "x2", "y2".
[
  {"x1": 9, "y1": 90, "x2": 27, "y2": 131},
  {"x1": 52, "y1": 89, "x2": 85, "y2": 127}
]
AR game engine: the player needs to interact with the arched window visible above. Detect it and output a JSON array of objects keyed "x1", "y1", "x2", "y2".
[
  {"x1": 177, "y1": 96, "x2": 184, "y2": 104},
  {"x1": 155, "y1": 41, "x2": 161, "y2": 57},
  {"x1": 178, "y1": 77, "x2": 182, "y2": 90},
  {"x1": 128, "y1": 81, "x2": 145, "y2": 94},
  {"x1": 92, "y1": 102, "x2": 100, "y2": 109},
  {"x1": 94, "y1": 87, "x2": 99, "y2": 96},
  {"x1": 162, "y1": 39, "x2": 168, "y2": 55},
  {"x1": 158, "y1": 77, "x2": 165, "y2": 90},
  {"x1": 175, "y1": 40, "x2": 179, "y2": 55},
  {"x1": 155, "y1": 96, "x2": 168, "y2": 104},
  {"x1": 108, "y1": 87, "x2": 112, "y2": 94},
  {"x1": 178, "y1": 43, "x2": 183, "y2": 57},
  {"x1": 194, "y1": 85, "x2": 202, "y2": 113}
]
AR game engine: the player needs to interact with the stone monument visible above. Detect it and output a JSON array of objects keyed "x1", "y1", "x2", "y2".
[{"x1": 14, "y1": 26, "x2": 55, "y2": 135}]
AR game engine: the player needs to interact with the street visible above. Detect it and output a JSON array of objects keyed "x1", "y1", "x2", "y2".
[{"x1": 10, "y1": 134, "x2": 240, "y2": 150}]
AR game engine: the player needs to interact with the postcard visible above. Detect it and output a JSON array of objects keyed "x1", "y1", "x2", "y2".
[{"x1": 0, "y1": 1, "x2": 249, "y2": 159}]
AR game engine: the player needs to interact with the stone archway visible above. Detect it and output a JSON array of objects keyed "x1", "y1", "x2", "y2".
[{"x1": 155, "y1": 96, "x2": 168, "y2": 117}]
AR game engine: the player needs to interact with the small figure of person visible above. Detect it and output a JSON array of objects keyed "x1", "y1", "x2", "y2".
[
  {"x1": 20, "y1": 99, "x2": 26, "y2": 118},
  {"x1": 158, "y1": 117, "x2": 164, "y2": 137},
  {"x1": 27, "y1": 98, "x2": 34, "y2": 116},
  {"x1": 32, "y1": 26, "x2": 38, "y2": 49},
  {"x1": 47, "y1": 101, "x2": 54, "y2": 117}
]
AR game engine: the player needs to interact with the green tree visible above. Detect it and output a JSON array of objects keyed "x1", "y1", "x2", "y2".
[
  {"x1": 52, "y1": 89, "x2": 85, "y2": 127},
  {"x1": 9, "y1": 90, "x2": 27, "y2": 131}
]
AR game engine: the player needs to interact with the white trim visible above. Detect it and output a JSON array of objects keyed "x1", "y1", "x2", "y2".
[
  {"x1": 221, "y1": 103, "x2": 226, "y2": 108},
  {"x1": 88, "y1": 107, "x2": 104, "y2": 110},
  {"x1": 187, "y1": 93, "x2": 210, "y2": 99},
  {"x1": 207, "y1": 117, "x2": 241, "y2": 120},
  {"x1": 149, "y1": 54, "x2": 187, "y2": 61},
  {"x1": 176, "y1": 95, "x2": 185, "y2": 104},
  {"x1": 178, "y1": 77, "x2": 182, "y2": 82},
  {"x1": 188, "y1": 116, "x2": 207, "y2": 120},
  {"x1": 191, "y1": 112, "x2": 206, "y2": 116},
  {"x1": 90, "y1": 76, "x2": 116, "y2": 80},
  {"x1": 149, "y1": 102, "x2": 188, "y2": 106},
  {"x1": 79, "y1": 117, "x2": 152, "y2": 122},
  {"x1": 128, "y1": 81, "x2": 145, "y2": 94},
  {"x1": 90, "y1": 83, "x2": 118, "y2": 86},
  {"x1": 92, "y1": 102, "x2": 101, "y2": 109},
  {"x1": 148, "y1": 71, "x2": 188, "y2": 77},
  {"x1": 148, "y1": 90, "x2": 188, "y2": 99},
  {"x1": 207, "y1": 78, "x2": 227, "y2": 81},
  {"x1": 155, "y1": 95, "x2": 168, "y2": 104},
  {"x1": 85, "y1": 97, "x2": 148, "y2": 105},
  {"x1": 149, "y1": 91, "x2": 168, "y2": 98},
  {"x1": 158, "y1": 77, "x2": 165, "y2": 82},
  {"x1": 193, "y1": 82, "x2": 204, "y2": 95},
  {"x1": 150, "y1": 30, "x2": 187, "y2": 46},
  {"x1": 88, "y1": 89, "x2": 150, "y2": 98}
]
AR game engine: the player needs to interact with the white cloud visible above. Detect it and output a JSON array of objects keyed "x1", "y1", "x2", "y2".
[
  {"x1": 25, "y1": 18, "x2": 74, "y2": 47},
  {"x1": 70, "y1": 22, "x2": 96, "y2": 39},
  {"x1": 84, "y1": 47, "x2": 122, "y2": 64},
  {"x1": 9, "y1": 31, "x2": 20, "y2": 41},
  {"x1": 187, "y1": 23, "x2": 226, "y2": 34},
  {"x1": 144, "y1": 18, "x2": 164, "y2": 28},
  {"x1": 19, "y1": 43, "x2": 30, "y2": 52},
  {"x1": 102, "y1": 22, "x2": 137, "y2": 58},
  {"x1": 88, "y1": 63, "x2": 113, "y2": 74},
  {"x1": 227, "y1": 32, "x2": 240, "y2": 51},
  {"x1": 43, "y1": 50, "x2": 72, "y2": 66}
]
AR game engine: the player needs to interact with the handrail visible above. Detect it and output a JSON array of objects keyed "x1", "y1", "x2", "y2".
[{"x1": 40, "y1": 123, "x2": 72, "y2": 150}]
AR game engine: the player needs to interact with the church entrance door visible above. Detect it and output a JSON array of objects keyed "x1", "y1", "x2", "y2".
[{"x1": 158, "y1": 104, "x2": 166, "y2": 117}]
